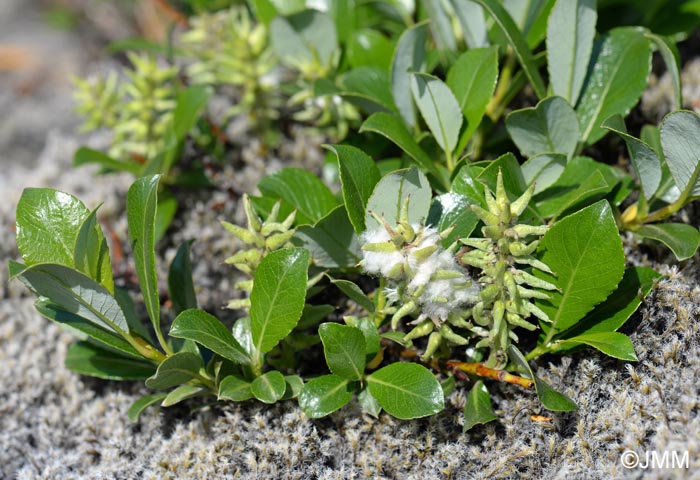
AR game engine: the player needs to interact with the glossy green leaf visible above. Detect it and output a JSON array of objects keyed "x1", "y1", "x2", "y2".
[
  {"x1": 16, "y1": 188, "x2": 90, "y2": 267},
  {"x1": 359, "y1": 113, "x2": 441, "y2": 180},
  {"x1": 250, "y1": 248, "x2": 309, "y2": 355},
  {"x1": 128, "y1": 393, "x2": 168, "y2": 421},
  {"x1": 365, "y1": 167, "x2": 432, "y2": 229},
  {"x1": 474, "y1": 0, "x2": 546, "y2": 99},
  {"x1": 546, "y1": 0, "x2": 596, "y2": 106},
  {"x1": 446, "y1": 47, "x2": 499, "y2": 151},
  {"x1": 561, "y1": 266, "x2": 660, "y2": 338},
  {"x1": 16, "y1": 263, "x2": 128, "y2": 334},
  {"x1": 35, "y1": 298, "x2": 139, "y2": 358},
  {"x1": 636, "y1": 223, "x2": 700, "y2": 261},
  {"x1": 281, "y1": 375, "x2": 304, "y2": 400},
  {"x1": 251, "y1": 371, "x2": 287, "y2": 404},
  {"x1": 358, "y1": 388, "x2": 382, "y2": 417},
  {"x1": 557, "y1": 332, "x2": 638, "y2": 361},
  {"x1": 602, "y1": 115, "x2": 662, "y2": 200},
  {"x1": 292, "y1": 206, "x2": 361, "y2": 268},
  {"x1": 477, "y1": 153, "x2": 528, "y2": 199},
  {"x1": 170, "y1": 309, "x2": 250, "y2": 364},
  {"x1": 270, "y1": 10, "x2": 338, "y2": 69},
  {"x1": 506, "y1": 96, "x2": 579, "y2": 159},
  {"x1": 327, "y1": 144, "x2": 381, "y2": 233},
  {"x1": 450, "y1": 0, "x2": 488, "y2": 49},
  {"x1": 154, "y1": 193, "x2": 177, "y2": 244},
  {"x1": 328, "y1": 277, "x2": 375, "y2": 313},
  {"x1": 318, "y1": 323, "x2": 366, "y2": 381},
  {"x1": 297, "y1": 304, "x2": 335, "y2": 330},
  {"x1": 344, "y1": 316, "x2": 380, "y2": 358},
  {"x1": 521, "y1": 153, "x2": 566, "y2": 194},
  {"x1": 347, "y1": 29, "x2": 395, "y2": 70},
  {"x1": 73, "y1": 146, "x2": 142, "y2": 175},
  {"x1": 660, "y1": 110, "x2": 700, "y2": 198},
  {"x1": 161, "y1": 385, "x2": 207, "y2": 407},
  {"x1": 367, "y1": 363, "x2": 444, "y2": 419},
  {"x1": 145, "y1": 352, "x2": 203, "y2": 390},
  {"x1": 232, "y1": 317, "x2": 255, "y2": 358},
  {"x1": 463, "y1": 380, "x2": 498, "y2": 432},
  {"x1": 127, "y1": 175, "x2": 161, "y2": 336},
  {"x1": 218, "y1": 375, "x2": 253, "y2": 401},
  {"x1": 65, "y1": 341, "x2": 155, "y2": 380},
  {"x1": 410, "y1": 73, "x2": 463, "y2": 155},
  {"x1": 576, "y1": 28, "x2": 651, "y2": 144},
  {"x1": 298, "y1": 374, "x2": 353, "y2": 418},
  {"x1": 508, "y1": 345, "x2": 577, "y2": 411},
  {"x1": 647, "y1": 33, "x2": 681, "y2": 110},
  {"x1": 339, "y1": 66, "x2": 396, "y2": 113},
  {"x1": 258, "y1": 167, "x2": 338, "y2": 225},
  {"x1": 504, "y1": 0, "x2": 556, "y2": 49},
  {"x1": 74, "y1": 207, "x2": 114, "y2": 293},
  {"x1": 391, "y1": 22, "x2": 428, "y2": 128},
  {"x1": 536, "y1": 200, "x2": 625, "y2": 334},
  {"x1": 167, "y1": 241, "x2": 198, "y2": 315}
]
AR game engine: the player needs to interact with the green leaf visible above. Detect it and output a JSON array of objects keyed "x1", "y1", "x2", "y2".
[
  {"x1": 73, "y1": 147, "x2": 142, "y2": 175},
  {"x1": 474, "y1": 0, "x2": 546, "y2": 99},
  {"x1": 297, "y1": 304, "x2": 335, "y2": 330},
  {"x1": 161, "y1": 385, "x2": 207, "y2": 407},
  {"x1": 422, "y1": 0, "x2": 457, "y2": 51},
  {"x1": 446, "y1": 47, "x2": 499, "y2": 151},
  {"x1": 327, "y1": 144, "x2": 381, "y2": 233},
  {"x1": 340, "y1": 66, "x2": 396, "y2": 113},
  {"x1": 365, "y1": 167, "x2": 432, "y2": 229},
  {"x1": 232, "y1": 317, "x2": 255, "y2": 358},
  {"x1": 344, "y1": 316, "x2": 380, "y2": 358},
  {"x1": 367, "y1": 363, "x2": 444, "y2": 419},
  {"x1": 318, "y1": 323, "x2": 366, "y2": 381},
  {"x1": 65, "y1": 341, "x2": 155, "y2": 380},
  {"x1": 358, "y1": 388, "x2": 382, "y2": 417},
  {"x1": 170, "y1": 309, "x2": 250, "y2": 364},
  {"x1": 16, "y1": 188, "x2": 90, "y2": 267},
  {"x1": 250, "y1": 248, "x2": 309, "y2": 355},
  {"x1": 126, "y1": 175, "x2": 161, "y2": 337},
  {"x1": 218, "y1": 375, "x2": 253, "y2": 401},
  {"x1": 281, "y1": 375, "x2": 304, "y2": 400},
  {"x1": 521, "y1": 153, "x2": 566, "y2": 194},
  {"x1": 659, "y1": 110, "x2": 700, "y2": 198},
  {"x1": 427, "y1": 193, "x2": 480, "y2": 246},
  {"x1": 292, "y1": 206, "x2": 361, "y2": 268},
  {"x1": 410, "y1": 72, "x2": 463, "y2": 155},
  {"x1": 359, "y1": 113, "x2": 442, "y2": 180},
  {"x1": 576, "y1": 27, "x2": 651, "y2": 145},
  {"x1": 16, "y1": 263, "x2": 129, "y2": 333},
  {"x1": 450, "y1": 0, "x2": 488, "y2": 49},
  {"x1": 602, "y1": 115, "x2": 662, "y2": 200},
  {"x1": 251, "y1": 370, "x2": 287, "y2": 404},
  {"x1": 145, "y1": 352, "x2": 203, "y2": 390},
  {"x1": 557, "y1": 332, "x2": 638, "y2": 361},
  {"x1": 347, "y1": 29, "x2": 394, "y2": 70},
  {"x1": 34, "y1": 298, "x2": 139, "y2": 358},
  {"x1": 508, "y1": 345, "x2": 577, "y2": 411},
  {"x1": 298, "y1": 374, "x2": 354, "y2": 418},
  {"x1": 74, "y1": 207, "x2": 114, "y2": 293},
  {"x1": 168, "y1": 241, "x2": 198, "y2": 315},
  {"x1": 270, "y1": 10, "x2": 338, "y2": 69},
  {"x1": 172, "y1": 85, "x2": 210, "y2": 140},
  {"x1": 463, "y1": 380, "x2": 498, "y2": 432},
  {"x1": 258, "y1": 167, "x2": 338, "y2": 225},
  {"x1": 534, "y1": 157, "x2": 619, "y2": 219},
  {"x1": 114, "y1": 287, "x2": 153, "y2": 343},
  {"x1": 506, "y1": 96, "x2": 579, "y2": 159},
  {"x1": 154, "y1": 193, "x2": 177, "y2": 244},
  {"x1": 391, "y1": 22, "x2": 428, "y2": 128},
  {"x1": 536, "y1": 200, "x2": 625, "y2": 334},
  {"x1": 477, "y1": 153, "x2": 528, "y2": 199},
  {"x1": 646, "y1": 32, "x2": 682, "y2": 111},
  {"x1": 636, "y1": 223, "x2": 700, "y2": 261},
  {"x1": 546, "y1": 0, "x2": 597, "y2": 106},
  {"x1": 249, "y1": 0, "x2": 278, "y2": 25},
  {"x1": 328, "y1": 277, "x2": 375, "y2": 313},
  {"x1": 561, "y1": 266, "x2": 660, "y2": 337},
  {"x1": 128, "y1": 393, "x2": 168, "y2": 421}
]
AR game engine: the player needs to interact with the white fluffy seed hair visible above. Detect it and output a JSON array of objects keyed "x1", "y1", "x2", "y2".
[{"x1": 359, "y1": 226, "x2": 404, "y2": 277}]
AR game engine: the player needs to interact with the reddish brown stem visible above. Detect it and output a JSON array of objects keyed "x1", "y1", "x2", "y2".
[{"x1": 447, "y1": 360, "x2": 534, "y2": 389}]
